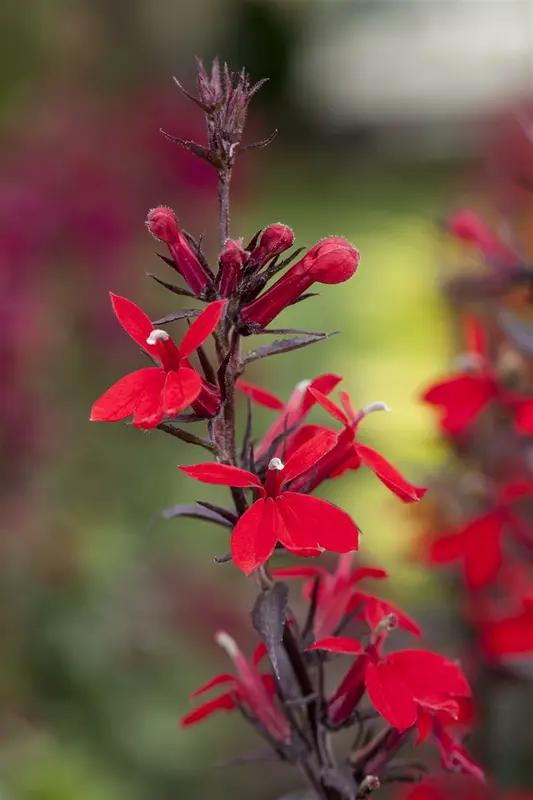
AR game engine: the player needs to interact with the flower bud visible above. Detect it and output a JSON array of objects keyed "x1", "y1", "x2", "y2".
[
  {"x1": 218, "y1": 238, "x2": 247, "y2": 296},
  {"x1": 447, "y1": 209, "x2": 517, "y2": 265},
  {"x1": 248, "y1": 223, "x2": 294, "y2": 269},
  {"x1": 240, "y1": 236, "x2": 359, "y2": 330},
  {"x1": 146, "y1": 207, "x2": 213, "y2": 297}
]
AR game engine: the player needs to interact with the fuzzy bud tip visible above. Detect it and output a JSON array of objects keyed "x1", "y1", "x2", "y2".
[{"x1": 146, "y1": 206, "x2": 180, "y2": 243}]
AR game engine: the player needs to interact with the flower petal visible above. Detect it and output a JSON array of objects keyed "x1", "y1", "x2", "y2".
[
  {"x1": 300, "y1": 373, "x2": 343, "y2": 415},
  {"x1": 236, "y1": 379, "x2": 284, "y2": 410},
  {"x1": 131, "y1": 369, "x2": 167, "y2": 429},
  {"x1": 191, "y1": 674, "x2": 236, "y2": 699},
  {"x1": 308, "y1": 388, "x2": 349, "y2": 425},
  {"x1": 356, "y1": 444, "x2": 427, "y2": 502},
  {"x1": 270, "y1": 566, "x2": 326, "y2": 580},
  {"x1": 179, "y1": 299, "x2": 226, "y2": 358},
  {"x1": 109, "y1": 293, "x2": 159, "y2": 358},
  {"x1": 350, "y1": 567, "x2": 389, "y2": 584},
  {"x1": 163, "y1": 368, "x2": 202, "y2": 417},
  {"x1": 230, "y1": 498, "x2": 279, "y2": 574},
  {"x1": 515, "y1": 398, "x2": 533, "y2": 433},
  {"x1": 90, "y1": 368, "x2": 164, "y2": 423},
  {"x1": 280, "y1": 492, "x2": 359, "y2": 553},
  {"x1": 180, "y1": 691, "x2": 236, "y2": 727},
  {"x1": 387, "y1": 650, "x2": 471, "y2": 698},
  {"x1": 179, "y1": 462, "x2": 263, "y2": 489},
  {"x1": 281, "y1": 429, "x2": 339, "y2": 485},
  {"x1": 307, "y1": 636, "x2": 364, "y2": 655},
  {"x1": 365, "y1": 660, "x2": 418, "y2": 731},
  {"x1": 422, "y1": 374, "x2": 495, "y2": 434}
]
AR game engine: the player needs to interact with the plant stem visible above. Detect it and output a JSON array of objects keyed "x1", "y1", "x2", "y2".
[{"x1": 218, "y1": 167, "x2": 232, "y2": 250}]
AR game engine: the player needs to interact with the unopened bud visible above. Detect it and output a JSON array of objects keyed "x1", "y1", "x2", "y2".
[
  {"x1": 359, "y1": 775, "x2": 380, "y2": 796},
  {"x1": 249, "y1": 223, "x2": 295, "y2": 269},
  {"x1": 146, "y1": 207, "x2": 212, "y2": 297},
  {"x1": 240, "y1": 236, "x2": 359, "y2": 330},
  {"x1": 447, "y1": 209, "x2": 517, "y2": 265},
  {"x1": 219, "y1": 238, "x2": 247, "y2": 297}
]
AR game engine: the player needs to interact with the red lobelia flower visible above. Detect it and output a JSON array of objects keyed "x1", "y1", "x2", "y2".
[
  {"x1": 272, "y1": 553, "x2": 420, "y2": 641},
  {"x1": 180, "y1": 429, "x2": 360, "y2": 574},
  {"x1": 181, "y1": 631, "x2": 291, "y2": 743},
  {"x1": 90, "y1": 294, "x2": 225, "y2": 429},
  {"x1": 236, "y1": 372, "x2": 342, "y2": 462},
  {"x1": 308, "y1": 635, "x2": 471, "y2": 734},
  {"x1": 421, "y1": 316, "x2": 533, "y2": 436},
  {"x1": 421, "y1": 699, "x2": 485, "y2": 782},
  {"x1": 447, "y1": 209, "x2": 519, "y2": 268},
  {"x1": 480, "y1": 599, "x2": 533, "y2": 662},
  {"x1": 290, "y1": 388, "x2": 427, "y2": 502},
  {"x1": 427, "y1": 480, "x2": 533, "y2": 590}
]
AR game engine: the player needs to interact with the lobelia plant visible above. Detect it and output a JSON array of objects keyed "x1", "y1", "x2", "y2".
[{"x1": 90, "y1": 59, "x2": 483, "y2": 799}]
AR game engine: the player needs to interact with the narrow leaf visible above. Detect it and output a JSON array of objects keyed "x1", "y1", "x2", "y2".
[
  {"x1": 147, "y1": 273, "x2": 195, "y2": 298},
  {"x1": 156, "y1": 503, "x2": 232, "y2": 528},
  {"x1": 196, "y1": 500, "x2": 238, "y2": 524},
  {"x1": 252, "y1": 584, "x2": 294, "y2": 694},
  {"x1": 152, "y1": 309, "x2": 201, "y2": 325},
  {"x1": 244, "y1": 332, "x2": 337, "y2": 364}
]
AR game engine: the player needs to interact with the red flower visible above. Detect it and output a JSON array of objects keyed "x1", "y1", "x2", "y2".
[
  {"x1": 180, "y1": 430, "x2": 359, "y2": 574},
  {"x1": 424, "y1": 701, "x2": 485, "y2": 782},
  {"x1": 308, "y1": 636, "x2": 471, "y2": 734},
  {"x1": 272, "y1": 553, "x2": 420, "y2": 641},
  {"x1": 181, "y1": 631, "x2": 291, "y2": 743},
  {"x1": 240, "y1": 236, "x2": 359, "y2": 331},
  {"x1": 480, "y1": 600, "x2": 533, "y2": 662},
  {"x1": 422, "y1": 316, "x2": 533, "y2": 436},
  {"x1": 90, "y1": 294, "x2": 225, "y2": 429},
  {"x1": 236, "y1": 372, "x2": 342, "y2": 462},
  {"x1": 402, "y1": 775, "x2": 488, "y2": 800},
  {"x1": 447, "y1": 209, "x2": 519, "y2": 267},
  {"x1": 146, "y1": 206, "x2": 213, "y2": 296},
  {"x1": 427, "y1": 481, "x2": 533, "y2": 590},
  {"x1": 292, "y1": 388, "x2": 427, "y2": 502}
]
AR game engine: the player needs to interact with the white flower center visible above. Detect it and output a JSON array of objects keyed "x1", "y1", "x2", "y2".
[
  {"x1": 268, "y1": 457, "x2": 285, "y2": 471},
  {"x1": 146, "y1": 329, "x2": 170, "y2": 345}
]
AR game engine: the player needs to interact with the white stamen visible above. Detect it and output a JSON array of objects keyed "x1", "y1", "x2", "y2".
[
  {"x1": 215, "y1": 631, "x2": 239, "y2": 658},
  {"x1": 268, "y1": 457, "x2": 285, "y2": 471},
  {"x1": 362, "y1": 401, "x2": 391, "y2": 416},
  {"x1": 376, "y1": 612, "x2": 398, "y2": 634},
  {"x1": 296, "y1": 379, "x2": 312, "y2": 392},
  {"x1": 146, "y1": 329, "x2": 170, "y2": 345}
]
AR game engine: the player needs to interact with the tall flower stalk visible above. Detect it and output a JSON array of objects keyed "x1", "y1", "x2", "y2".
[{"x1": 91, "y1": 59, "x2": 480, "y2": 799}]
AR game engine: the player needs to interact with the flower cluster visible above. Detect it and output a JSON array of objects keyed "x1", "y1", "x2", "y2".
[
  {"x1": 91, "y1": 60, "x2": 481, "y2": 799},
  {"x1": 421, "y1": 209, "x2": 533, "y2": 670}
]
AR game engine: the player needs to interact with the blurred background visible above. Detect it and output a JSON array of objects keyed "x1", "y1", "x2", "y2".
[{"x1": 2, "y1": 1, "x2": 533, "y2": 798}]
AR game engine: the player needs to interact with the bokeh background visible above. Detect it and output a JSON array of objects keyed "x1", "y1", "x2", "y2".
[{"x1": 2, "y1": 1, "x2": 533, "y2": 798}]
